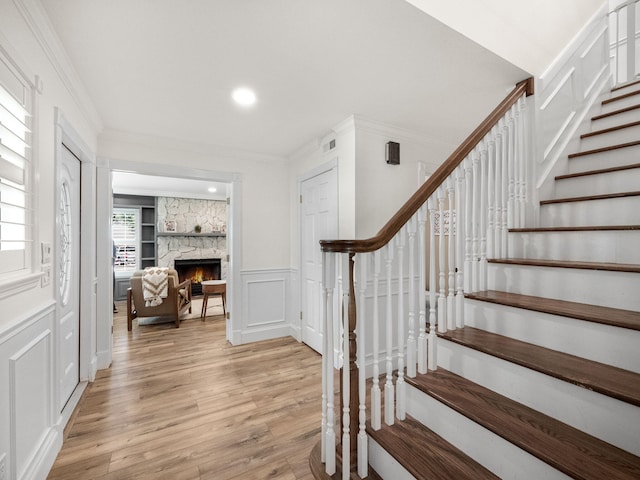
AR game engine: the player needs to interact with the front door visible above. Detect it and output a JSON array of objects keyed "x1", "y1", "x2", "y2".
[
  {"x1": 58, "y1": 144, "x2": 81, "y2": 411},
  {"x1": 300, "y1": 167, "x2": 338, "y2": 353}
]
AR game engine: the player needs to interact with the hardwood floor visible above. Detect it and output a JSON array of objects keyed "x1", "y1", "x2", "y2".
[{"x1": 48, "y1": 299, "x2": 322, "y2": 480}]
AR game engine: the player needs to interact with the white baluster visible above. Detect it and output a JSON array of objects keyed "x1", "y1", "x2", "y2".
[
  {"x1": 494, "y1": 122, "x2": 503, "y2": 259},
  {"x1": 464, "y1": 158, "x2": 473, "y2": 294},
  {"x1": 322, "y1": 251, "x2": 336, "y2": 475},
  {"x1": 437, "y1": 187, "x2": 447, "y2": 332},
  {"x1": 518, "y1": 97, "x2": 527, "y2": 227},
  {"x1": 371, "y1": 249, "x2": 382, "y2": 430},
  {"x1": 446, "y1": 178, "x2": 456, "y2": 331},
  {"x1": 500, "y1": 118, "x2": 509, "y2": 257},
  {"x1": 428, "y1": 197, "x2": 438, "y2": 370},
  {"x1": 487, "y1": 129, "x2": 496, "y2": 261},
  {"x1": 357, "y1": 254, "x2": 368, "y2": 478},
  {"x1": 507, "y1": 109, "x2": 516, "y2": 230},
  {"x1": 396, "y1": 228, "x2": 406, "y2": 420},
  {"x1": 471, "y1": 150, "x2": 480, "y2": 293},
  {"x1": 479, "y1": 142, "x2": 488, "y2": 292},
  {"x1": 455, "y1": 165, "x2": 465, "y2": 329},
  {"x1": 384, "y1": 242, "x2": 395, "y2": 426},
  {"x1": 417, "y1": 204, "x2": 428, "y2": 374},
  {"x1": 406, "y1": 216, "x2": 417, "y2": 378},
  {"x1": 512, "y1": 104, "x2": 521, "y2": 229},
  {"x1": 341, "y1": 253, "x2": 351, "y2": 480}
]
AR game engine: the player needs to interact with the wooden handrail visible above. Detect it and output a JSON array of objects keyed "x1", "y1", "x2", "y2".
[{"x1": 320, "y1": 77, "x2": 534, "y2": 254}]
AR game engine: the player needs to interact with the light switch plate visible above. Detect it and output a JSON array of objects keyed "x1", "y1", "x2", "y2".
[
  {"x1": 41, "y1": 265, "x2": 51, "y2": 287},
  {"x1": 41, "y1": 241, "x2": 52, "y2": 264}
]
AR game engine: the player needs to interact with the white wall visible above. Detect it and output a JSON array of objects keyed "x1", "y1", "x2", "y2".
[
  {"x1": 406, "y1": 0, "x2": 604, "y2": 76},
  {"x1": 354, "y1": 117, "x2": 455, "y2": 238},
  {"x1": 0, "y1": 0, "x2": 100, "y2": 478}
]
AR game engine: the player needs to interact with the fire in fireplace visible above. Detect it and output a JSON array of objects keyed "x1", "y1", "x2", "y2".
[{"x1": 174, "y1": 258, "x2": 221, "y2": 296}]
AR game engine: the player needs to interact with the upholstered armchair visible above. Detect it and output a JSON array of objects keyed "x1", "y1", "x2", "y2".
[{"x1": 126, "y1": 269, "x2": 192, "y2": 331}]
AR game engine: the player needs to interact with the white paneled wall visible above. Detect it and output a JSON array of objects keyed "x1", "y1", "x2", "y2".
[
  {"x1": 0, "y1": 302, "x2": 60, "y2": 480},
  {"x1": 536, "y1": 3, "x2": 611, "y2": 204}
]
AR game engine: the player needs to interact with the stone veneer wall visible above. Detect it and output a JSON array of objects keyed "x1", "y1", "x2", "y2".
[{"x1": 156, "y1": 197, "x2": 228, "y2": 279}]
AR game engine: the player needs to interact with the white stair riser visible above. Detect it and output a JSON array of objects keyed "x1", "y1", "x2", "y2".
[
  {"x1": 591, "y1": 108, "x2": 640, "y2": 130},
  {"x1": 579, "y1": 123, "x2": 640, "y2": 151},
  {"x1": 567, "y1": 143, "x2": 640, "y2": 173},
  {"x1": 553, "y1": 167, "x2": 640, "y2": 197},
  {"x1": 368, "y1": 439, "x2": 415, "y2": 480},
  {"x1": 599, "y1": 95, "x2": 640, "y2": 115},
  {"x1": 508, "y1": 230, "x2": 640, "y2": 264},
  {"x1": 406, "y1": 385, "x2": 570, "y2": 480},
  {"x1": 464, "y1": 300, "x2": 640, "y2": 373},
  {"x1": 487, "y1": 263, "x2": 640, "y2": 311},
  {"x1": 539, "y1": 196, "x2": 640, "y2": 227},
  {"x1": 609, "y1": 84, "x2": 640, "y2": 97},
  {"x1": 436, "y1": 339, "x2": 640, "y2": 456}
]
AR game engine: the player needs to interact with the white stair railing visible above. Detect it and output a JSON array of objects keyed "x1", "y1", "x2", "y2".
[{"x1": 319, "y1": 78, "x2": 533, "y2": 478}]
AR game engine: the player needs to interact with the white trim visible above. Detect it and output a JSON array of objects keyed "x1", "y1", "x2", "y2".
[
  {"x1": 0, "y1": 272, "x2": 42, "y2": 300},
  {"x1": 12, "y1": 0, "x2": 103, "y2": 131}
]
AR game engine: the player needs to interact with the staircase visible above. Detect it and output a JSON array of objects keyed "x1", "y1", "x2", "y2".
[
  {"x1": 363, "y1": 82, "x2": 640, "y2": 478},
  {"x1": 311, "y1": 80, "x2": 640, "y2": 479}
]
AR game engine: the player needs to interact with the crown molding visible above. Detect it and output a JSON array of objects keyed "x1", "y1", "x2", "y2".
[
  {"x1": 99, "y1": 129, "x2": 288, "y2": 165},
  {"x1": 13, "y1": 0, "x2": 103, "y2": 133}
]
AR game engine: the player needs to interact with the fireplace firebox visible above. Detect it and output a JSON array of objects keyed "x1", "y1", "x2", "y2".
[{"x1": 174, "y1": 258, "x2": 221, "y2": 296}]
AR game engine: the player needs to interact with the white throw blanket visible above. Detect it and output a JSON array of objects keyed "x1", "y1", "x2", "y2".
[{"x1": 142, "y1": 267, "x2": 169, "y2": 307}]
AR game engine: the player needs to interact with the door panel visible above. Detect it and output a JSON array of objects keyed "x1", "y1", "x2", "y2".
[
  {"x1": 58, "y1": 144, "x2": 80, "y2": 411},
  {"x1": 300, "y1": 168, "x2": 337, "y2": 353}
]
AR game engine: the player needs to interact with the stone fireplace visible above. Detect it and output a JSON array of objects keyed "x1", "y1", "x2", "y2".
[{"x1": 174, "y1": 258, "x2": 221, "y2": 296}]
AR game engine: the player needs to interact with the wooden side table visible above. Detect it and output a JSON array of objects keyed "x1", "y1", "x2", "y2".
[{"x1": 201, "y1": 280, "x2": 226, "y2": 318}]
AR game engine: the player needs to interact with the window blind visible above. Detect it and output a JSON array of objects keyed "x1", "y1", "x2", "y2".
[
  {"x1": 0, "y1": 55, "x2": 32, "y2": 275},
  {"x1": 112, "y1": 208, "x2": 139, "y2": 272}
]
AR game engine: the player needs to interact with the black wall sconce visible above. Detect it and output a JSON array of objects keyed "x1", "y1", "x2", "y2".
[{"x1": 386, "y1": 141, "x2": 400, "y2": 165}]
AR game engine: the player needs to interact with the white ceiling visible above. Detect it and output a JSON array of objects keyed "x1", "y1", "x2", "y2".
[
  {"x1": 111, "y1": 171, "x2": 228, "y2": 201},
  {"x1": 40, "y1": 0, "x2": 527, "y2": 162}
]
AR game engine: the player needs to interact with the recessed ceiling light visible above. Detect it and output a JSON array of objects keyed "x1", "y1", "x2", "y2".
[
  {"x1": 232, "y1": 87, "x2": 256, "y2": 106},
  {"x1": 208, "y1": 187, "x2": 217, "y2": 193}
]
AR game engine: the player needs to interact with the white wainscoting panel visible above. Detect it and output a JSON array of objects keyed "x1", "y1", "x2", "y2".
[
  {"x1": 0, "y1": 301, "x2": 60, "y2": 480},
  {"x1": 535, "y1": 4, "x2": 611, "y2": 204},
  {"x1": 239, "y1": 269, "x2": 296, "y2": 344}
]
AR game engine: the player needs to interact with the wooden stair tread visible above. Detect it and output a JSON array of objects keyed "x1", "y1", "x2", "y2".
[
  {"x1": 568, "y1": 140, "x2": 640, "y2": 158},
  {"x1": 366, "y1": 415, "x2": 499, "y2": 480},
  {"x1": 309, "y1": 440, "x2": 382, "y2": 480},
  {"x1": 592, "y1": 103, "x2": 640, "y2": 121},
  {"x1": 602, "y1": 89, "x2": 640, "y2": 105},
  {"x1": 510, "y1": 225, "x2": 640, "y2": 232},
  {"x1": 438, "y1": 326, "x2": 640, "y2": 407},
  {"x1": 407, "y1": 369, "x2": 640, "y2": 480},
  {"x1": 466, "y1": 290, "x2": 640, "y2": 331},
  {"x1": 556, "y1": 162, "x2": 640, "y2": 179},
  {"x1": 540, "y1": 190, "x2": 640, "y2": 204},
  {"x1": 612, "y1": 79, "x2": 640, "y2": 91},
  {"x1": 581, "y1": 120, "x2": 640, "y2": 138},
  {"x1": 488, "y1": 257, "x2": 640, "y2": 273}
]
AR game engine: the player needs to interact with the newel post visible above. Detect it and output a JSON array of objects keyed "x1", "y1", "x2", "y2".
[{"x1": 340, "y1": 252, "x2": 359, "y2": 478}]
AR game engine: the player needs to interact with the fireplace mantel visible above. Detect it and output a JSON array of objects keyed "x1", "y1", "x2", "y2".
[{"x1": 157, "y1": 232, "x2": 226, "y2": 238}]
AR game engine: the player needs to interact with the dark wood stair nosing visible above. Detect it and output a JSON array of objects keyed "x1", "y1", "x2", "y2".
[
  {"x1": 366, "y1": 415, "x2": 500, "y2": 480},
  {"x1": 591, "y1": 103, "x2": 640, "y2": 121},
  {"x1": 602, "y1": 89, "x2": 640, "y2": 105},
  {"x1": 465, "y1": 289, "x2": 640, "y2": 332},
  {"x1": 510, "y1": 225, "x2": 640, "y2": 232},
  {"x1": 611, "y1": 78, "x2": 640, "y2": 92},
  {"x1": 580, "y1": 120, "x2": 640, "y2": 139},
  {"x1": 555, "y1": 162, "x2": 640, "y2": 180},
  {"x1": 437, "y1": 327, "x2": 640, "y2": 407},
  {"x1": 568, "y1": 139, "x2": 640, "y2": 158},
  {"x1": 406, "y1": 368, "x2": 640, "y2": 480},
  {"x1": 540, "y1": 190, "x2": 640, "y2": 205},
  {"x1": 488, "y1": 257, "x2": 640, "y2": 273}
]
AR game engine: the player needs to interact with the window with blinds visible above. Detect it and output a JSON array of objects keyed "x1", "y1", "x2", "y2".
[
  {"x1": 112, "y1": 208, "x2": 139, "y2": 273},
  {"x1": 0, "y1": 54, "x2": 33, "y2": 276}
]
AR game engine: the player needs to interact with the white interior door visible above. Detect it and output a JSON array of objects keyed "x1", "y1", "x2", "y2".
[
  {"x1": 58, "y1": 144, "x2": 81, "y2": 411},
  {"x1": 300, "y1": 167, "x2": 338, "y2": 353}
]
